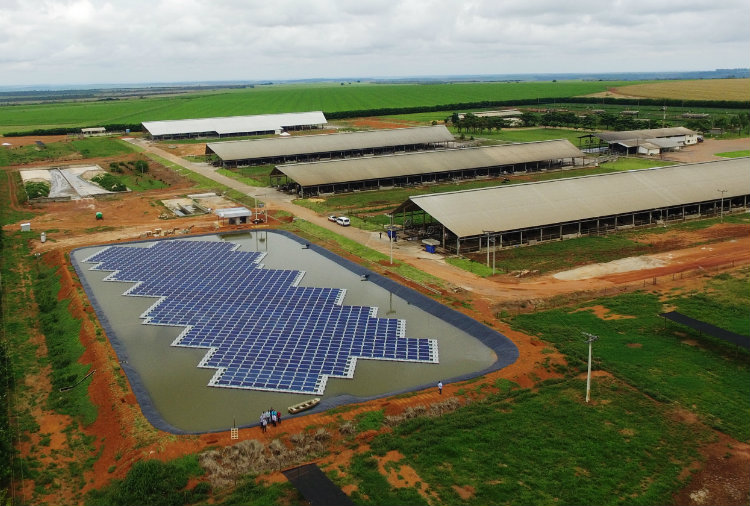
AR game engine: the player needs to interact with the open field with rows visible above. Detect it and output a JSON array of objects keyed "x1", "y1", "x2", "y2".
[
  {"x1": 0, "y1": 80, "x2": 635, "y2": 134},
  {"x1": 610, "y1": 79, "x2": 750, "y2": 101}
]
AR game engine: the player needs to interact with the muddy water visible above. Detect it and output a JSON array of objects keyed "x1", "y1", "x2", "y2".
[{"x1": 73, "y1": 232, "x2": 495, "y2": 433}]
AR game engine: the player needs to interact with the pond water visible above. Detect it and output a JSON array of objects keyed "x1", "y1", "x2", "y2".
[{"x1": 72, "y1": 231, "x2": 510, "y2": 433}]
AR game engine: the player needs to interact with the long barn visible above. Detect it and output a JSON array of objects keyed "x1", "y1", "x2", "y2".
[
  {"x1": 206, "y1": 125, "x2": 455, "y2": 167},
  {"x1": 391, "y1": 158, "x2": 750, "y2": 253},
  {"x1": 271, "y1": 139, "x2": 585, "y2": 197},
  {"x1": 142, "y1": 111, "x2": 327, "y2": 140}
]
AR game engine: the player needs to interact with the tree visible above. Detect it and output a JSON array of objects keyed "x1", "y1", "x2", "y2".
[
  {"x1": 134, "y1": 160, "x2": 149, "y2": 174},
  {"x1": 520, "y1": 112, "x2": 539, "y2": 127}
]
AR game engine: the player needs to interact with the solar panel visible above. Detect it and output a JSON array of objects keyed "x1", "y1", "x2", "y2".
[{"x1": 84, "y1": 239, "x2": 438, "y2": 395}]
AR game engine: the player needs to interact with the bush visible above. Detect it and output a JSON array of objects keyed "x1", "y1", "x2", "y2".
[
  {"x1": 24, "y1": 181, "x2": 50, "y2": 199},
  {"x1": 91, "y1": 173, "x2": 126, "y2": 192},
  {"x1": 134, "y1": 160, "x2": 149, "y2": 174},
  {"x1": 85, "y1": 457, "x2": 205, "y2": 506}
]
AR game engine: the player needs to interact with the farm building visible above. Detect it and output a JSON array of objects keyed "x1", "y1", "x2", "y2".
[
  {"x1": 390, "y1": 157, "x2": 750, "y2": 254},
  {"x1": 206, "y1": 125, "x2": 455, "y2": 168},
  {"x1": 596, "y1": 127, "x2": 699, "y2": 155},
  {"x1": 271, "y1": 139, "x2": 585, "y2": 197},
  {"x1": 142, "y1": 111, "x2": 327, "y2": 140}
]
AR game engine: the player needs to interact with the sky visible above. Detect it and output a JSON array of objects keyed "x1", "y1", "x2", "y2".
[{"x1": 0, "y1": 0, "x2": 748, "y2": 86}]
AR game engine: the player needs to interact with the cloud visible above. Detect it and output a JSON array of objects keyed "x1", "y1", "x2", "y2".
[{"x1": 0, "y1": 0, "x2": 747, "y2": 85}]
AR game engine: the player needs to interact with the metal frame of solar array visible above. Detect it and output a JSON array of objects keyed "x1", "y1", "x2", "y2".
[{"x1": 83, "y1": 240, "x2": 438, "y2": 395}]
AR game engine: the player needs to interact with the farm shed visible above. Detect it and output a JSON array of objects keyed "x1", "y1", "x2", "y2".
[
  {"x1": 596, "y1": 127, "x2": 699, "y2": 155},
  {"x1": 215, "y1": 207, "x2": 252, "y2": 225},
  {"x1": 390, "y1": 157, "x2": 750, "y2": 254},
  {"x1": 142, "y1": 111, "x2": 327, "y2": 140},
  {"x1": 81, "y1": 127, "x2": 106, "y2": 136},
  {"x1": 271, "y1": 139, "x2": 585, "y2": 197},
  {"x1": 206, "y1": 125, "x2": 455, "y2": 168}
]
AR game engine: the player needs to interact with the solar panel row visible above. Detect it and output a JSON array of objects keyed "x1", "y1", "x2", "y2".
[{"x1": 85, "y1": 239, "x2": 438, "y2": 395}]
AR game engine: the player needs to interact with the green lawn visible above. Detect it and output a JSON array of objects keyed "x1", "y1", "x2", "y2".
[
  {"x1": 510, "y1": 275, "x2": 750, "y2": 441},
  {"x1": 715, "y1": 150, "x2": 750, "y2": 158}
]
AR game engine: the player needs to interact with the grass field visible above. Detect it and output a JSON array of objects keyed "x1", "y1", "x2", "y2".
[
  {"x1": 510, "y1": 274, "x2": 750, "y2": 441},
  {"x1": 343, "y1": 377, "x2": 708, "y2": 505},
  {"x1": 611, "y1": 79, "x2": 750, "y2": 102},
  {"x1": 0, "y1": 81, "x2": 633, "y2": 134},
  {"x1": 716, "y1": 150, "x2": 750, "y2": 158},
  {"x1": 0, "y1": 137, "x2": 135, "y2": 167}
]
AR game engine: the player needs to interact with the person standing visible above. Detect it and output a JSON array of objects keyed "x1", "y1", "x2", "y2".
[
  {"x1": 260, "y1": 414, "x2": 267, "y2": 433},
  {"x1": 438, "y1": 381, "x2": 443, "y2": 395}
]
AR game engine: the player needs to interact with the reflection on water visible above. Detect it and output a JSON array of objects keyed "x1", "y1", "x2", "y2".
[{"x1": 74, "y1": 232, "x2": 495, "y2": 433}]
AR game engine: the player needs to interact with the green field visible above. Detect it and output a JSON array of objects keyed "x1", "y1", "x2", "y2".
[
  {"x1": 0, "y1": 81, "x2": 633, "y2": 134},
  {"x1": 344, "y1": 378, "x2": 707, "y2": 505},
  {"x1": 510, "y1": 276, "x2": 750, "y2": 441},
  {"x1": 0, "y1": 137, "x2": 135, "y2": 167}
]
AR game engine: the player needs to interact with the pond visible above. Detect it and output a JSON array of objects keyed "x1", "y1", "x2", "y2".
[{"x1": 72, "y1": 230, "x2": 517, "y2": 433}]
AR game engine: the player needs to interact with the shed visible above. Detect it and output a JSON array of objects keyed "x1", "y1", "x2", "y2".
[{"x1": 215, "y1": 207, "x2": 252, "y2": 225}]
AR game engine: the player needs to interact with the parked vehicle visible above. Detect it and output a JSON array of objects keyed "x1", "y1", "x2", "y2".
[
  {"x1": 328, "y1": 215, "x2": 338, "y2": 222},
  {"x1": 336, "y1": 216, "x2": 350, "y2": 226}
]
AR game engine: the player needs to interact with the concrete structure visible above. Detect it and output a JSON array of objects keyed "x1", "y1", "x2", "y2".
[
  {"x1": 391, "y1": 158, "x2": 750, "y2": 253},
  {"x1": 206, "y1": 125, "x2": 454, "y2": 167},
  {"x1": 142, "y1": 111, "x2": 327, "y2": 140},
  {"x1": 271, "y1": 139, "x2": 585, "y2": 197}
]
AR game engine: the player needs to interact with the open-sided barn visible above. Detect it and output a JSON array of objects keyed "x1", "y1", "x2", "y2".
[
  {"x1": 142, "y1": 111, "x2": 327, "y2": 140},
  {"x1": 206, "y1": 125, "x2": 455, "y2": 167},
  {"x1": 391, "y1": 158, "x2": 750, "y2": 253},
  {"x1": 271, "y1": 139, "x2": 585, "y2": 197}
]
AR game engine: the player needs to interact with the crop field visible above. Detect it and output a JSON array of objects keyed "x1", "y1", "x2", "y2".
[
  {"x1": 0, "y1": 81, "x2": 633, "y2": 134},
  {"x1": 610, "y1": 79, "x2": 750, "y2": 102}
]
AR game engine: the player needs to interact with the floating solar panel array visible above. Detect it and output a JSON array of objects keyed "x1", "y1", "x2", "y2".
[{"x1": 84, "y1": 240, "x2": 438, "y2": 395}]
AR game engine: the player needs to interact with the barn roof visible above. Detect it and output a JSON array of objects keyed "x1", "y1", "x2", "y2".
[
  {"x1": 393, "y1": 157, "x2": 749, "y2": 238},
  {"x1": 273, "y1": 139, "x2": 584, "y2": 187},
  {"x1": 596, "y1": 126, "x2": 696, "y2": 142},
  {"x1": 142, "y1": 111, "x2": 327, "y2": 137},
  {"x1": 206, "y1": 125, "x2": 454, "y2": 161}
]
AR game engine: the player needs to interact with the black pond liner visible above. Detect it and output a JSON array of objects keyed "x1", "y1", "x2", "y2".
[{"x1": 71, "y1": 229, "x2": 519, "y2": 434}]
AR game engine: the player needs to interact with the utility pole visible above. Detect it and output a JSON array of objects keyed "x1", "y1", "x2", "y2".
[
  {"x1": 483, "y1": 230, "x2": 493, "y2": 270},
  {"x1": 717, "y1": 189, "x2": 727, "y2": 222},
  {"x1": 582, "y1": 332, "x2": 599, "y2": 403},
  {"x1": 387, "y1": 213, "x2": 394, "y2": 265}
]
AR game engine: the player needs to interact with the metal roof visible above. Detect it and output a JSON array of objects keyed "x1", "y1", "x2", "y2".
[
  {"x1": 206, "y1": 125, "x2": 454, "y2": 161},
  {"x1": 394, "y1": 157, "x2": 750, "y2": 238},
  {"x1": 596, "y1": 127, "x2": 696, "y2": 142},
  {"x1": 215, "y1": 207, "x2": 252, "y2": 218},
  {"x1": 273, "y1": 139, "x2": 584, "y2": 187},
  {"x1": 142, "y1": 111, "x2": 327, "y2": 137}
]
